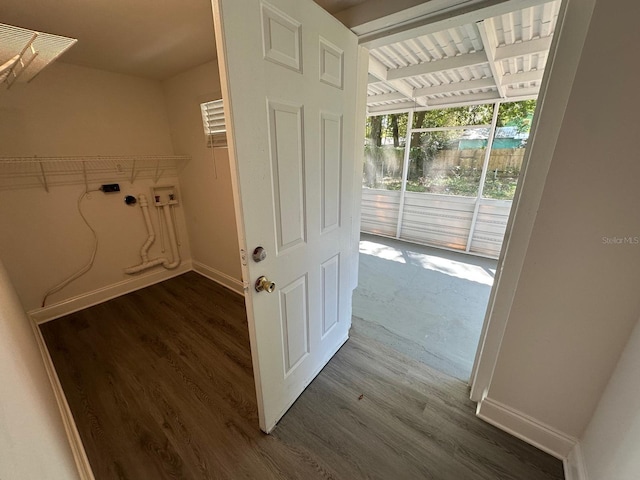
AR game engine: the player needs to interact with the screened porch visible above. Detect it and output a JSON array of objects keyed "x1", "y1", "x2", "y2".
[{"x1": 361, "y1": 0, "x2": 560, "y2": 258}]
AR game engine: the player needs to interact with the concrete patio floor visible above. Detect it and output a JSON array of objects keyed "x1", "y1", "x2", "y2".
[{"x1": 352, "y1": 233, "x2": 497, "y2": 381}]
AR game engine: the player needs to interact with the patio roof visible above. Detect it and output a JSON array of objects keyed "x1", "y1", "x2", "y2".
[{"x1": 366, "y1": 0, "x2": 560, "y2": 114}]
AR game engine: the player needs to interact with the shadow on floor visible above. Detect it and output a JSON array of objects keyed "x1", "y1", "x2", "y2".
[{"x1": 353, "y1": 233, "x2": 497, "y2": 381}]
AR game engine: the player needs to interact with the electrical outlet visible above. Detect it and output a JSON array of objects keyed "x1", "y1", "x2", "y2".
[{"x1": 101, "y1": 184, "x2": 121, "y2": 193}]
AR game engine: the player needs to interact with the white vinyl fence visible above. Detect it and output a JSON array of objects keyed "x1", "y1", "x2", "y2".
[{"x1": 361, "y1": 188, "x2": 511, "y2": 258}]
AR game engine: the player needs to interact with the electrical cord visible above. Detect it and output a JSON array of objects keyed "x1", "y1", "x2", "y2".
[{"x1": 41, "y1": 188, "x2": 100, "y2": 307}]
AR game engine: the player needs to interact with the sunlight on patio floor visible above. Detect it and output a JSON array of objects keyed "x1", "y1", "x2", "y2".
[{"x1": 353, "y1": 233, "x2": 497, "y2": 381}]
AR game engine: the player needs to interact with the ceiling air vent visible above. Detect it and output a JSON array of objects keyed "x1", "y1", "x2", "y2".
[{"x1": 0, "y1": 23, "x2": 77, "y2": 89}]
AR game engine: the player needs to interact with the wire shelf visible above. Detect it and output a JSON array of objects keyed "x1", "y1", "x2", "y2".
[
  {"x1": 0, "y1": 155, "x2": 190, "y2": 191},
  {"x1": 1, "y1": 23, "x2": 77, "y2": 87}
]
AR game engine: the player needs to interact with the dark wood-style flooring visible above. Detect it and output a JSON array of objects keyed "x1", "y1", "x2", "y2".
[{"x1": 41, "y1": 272, "x2": 564, "y2": 480}]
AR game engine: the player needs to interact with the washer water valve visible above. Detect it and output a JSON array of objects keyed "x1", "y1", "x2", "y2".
[{"x1": 151, "y1": 186, "x2": 179, "y2": 206}]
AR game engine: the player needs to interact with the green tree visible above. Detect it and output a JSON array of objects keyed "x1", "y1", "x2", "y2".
[
  {"x1": 368, "y1": 115, "x2": 382, "y2": 147},
  {"x1": 496, "y1": 100, "x2": 536, "y2": 132},
  {"x1": 363, "y1": 100, "x2": 537, "y2": 193}
]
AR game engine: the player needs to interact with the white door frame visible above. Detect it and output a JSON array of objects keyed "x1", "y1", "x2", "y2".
[{"x1": 350, "y1": 0, "x2": 596, "y2": 400}]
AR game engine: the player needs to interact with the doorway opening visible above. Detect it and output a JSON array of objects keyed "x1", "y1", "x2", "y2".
[{"x1": 354, "y1": 0, "x2": 560, "y2": 381}]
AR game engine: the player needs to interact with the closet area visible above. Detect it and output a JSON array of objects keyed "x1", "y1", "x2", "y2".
[
  {"x1": 0, "y1": 5, "x2": 253, "y2": 477},
  {"x1": 0, "y1": 19, "x2": 241, "y2": 318}
]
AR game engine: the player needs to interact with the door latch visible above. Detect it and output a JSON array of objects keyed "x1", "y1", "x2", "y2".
[{"x1": 252, "y1": 246, "x2": 267, "y2": 262}]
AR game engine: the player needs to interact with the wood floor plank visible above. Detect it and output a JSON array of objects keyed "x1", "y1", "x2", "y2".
[{"x1": 40, "y1": 272, "x2": 564, "y2": 480}]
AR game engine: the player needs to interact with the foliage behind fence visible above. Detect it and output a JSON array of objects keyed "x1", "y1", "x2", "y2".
[{"x1": 363, "y1": 146, "x2": 525, "y2": 199}]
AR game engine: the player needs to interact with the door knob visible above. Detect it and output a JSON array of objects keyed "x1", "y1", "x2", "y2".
[{"x1": 255, "y1": 276, "x2": 276, "y2": 293}]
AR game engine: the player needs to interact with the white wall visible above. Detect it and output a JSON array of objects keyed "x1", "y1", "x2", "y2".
[
  {"x1": 579, "y1": 316, "x2": 640, "y2": 480},
  {"x1": 0, "y1": 62, "x2": 192, "y2": 312},
  {"x1": 163, "y1": 61, "x2": 242, "y2": 291},
  {"x1": 0, "y1": 259, "x2": 80, "y2": 479},
  {"x1": 0, "y1": 62, "x2": 174, "y2": 157},
  {"x1": 478, "y1": 0, "x2": 640, "y2": 453}
]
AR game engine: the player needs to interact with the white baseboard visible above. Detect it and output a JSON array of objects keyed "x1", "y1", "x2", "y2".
[
  {"x1": 29, "y1": 261, "x2": 192, "y2": 324},
  {"x1": 30, "y1": 320, "x2": 95, "y2": 480},
  {"x1": 26, "y1": 259, "x2": 242, "y2": 479},
  {"x1": 476, "y1": 395, "x2": 577, "y2": 459},
  {"x1": 564, "y1": 443, "x2": 588, "y2": 480},
  {"x1": 192, "y1": 261, "x2": 244, "y2": 296}
]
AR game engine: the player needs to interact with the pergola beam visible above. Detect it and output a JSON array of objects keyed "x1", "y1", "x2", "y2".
[
  {"x1": 367, "y1": 91, "x2": 501, "y2": 115},
  {"x1": 427, "y1": 90, "x2": 501, "y2": 107},
  {"x1": 367, "y1": 91, "x2": 408, "y2": 105},
  {"x1": 505, "y1": 86, "x2": 540, "y2": 97},
  {"x1": 368, "y1": 56, "x2": 428, "y2": 107},
  {"x1": 476, "y1": 18, "x2": 507, "y2": 99},
  {"x1": 367, "y1": 101, "x2": 418, "y2": 115},
  {"x1": 368, "y1": 55, "x2": 389, "y2": 83},
  {"x1": 413, "y1": 77, "x2": 496, "y2": 98},
  {"x1": 501, "y1": 69, "x2": 544, "y2": 86},
  {"x1": 494, "y1": 36, "x2": 553, "y2": 61},
  {"x1": 385, "y1": 51, "x2": 488, "y2": 81},
  {"x1": 367, "y1": 89, "x2": 538, "y2": 116}
]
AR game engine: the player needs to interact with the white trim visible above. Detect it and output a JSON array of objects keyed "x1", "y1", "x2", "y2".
[
  {"x1": 212, "y1": 0, "x2": 268, "y2": 432},
  {"x1": 29, "y1": 262, "x2": 193, "y2": 324},
  {"x1": 191, "y1": 261, "x2": 244, "y2": 296},
  {"x1": 476, "y1": 395, "x2": 577, "y2": 459},
  {"x1": 564, "y1": 443, "x2": 589, "y2": 480},
  {"x1": 350, "y1": 46, "x2": 370, "y2": 291},
  {"x1": 356, "y1": 0, "x2": 555, "y2": 49},
  {"x1": 30, "y1": 320, "x2": 95, "y2": 480},
  {"x1": 469, "y1": 0, "x2": 597, "y2": 401}
]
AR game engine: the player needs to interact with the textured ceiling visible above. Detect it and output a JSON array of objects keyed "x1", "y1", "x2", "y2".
[{"x1": 0, "y1": 0, "x2": 366, "y2": 80}]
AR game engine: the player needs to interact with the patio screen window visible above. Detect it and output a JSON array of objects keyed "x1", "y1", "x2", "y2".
[{"x1": 361, "y1": 100, "x2": 534, "y2": 258}]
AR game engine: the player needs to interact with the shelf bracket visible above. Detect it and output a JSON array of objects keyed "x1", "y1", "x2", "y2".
[
  {"x1": 0, "y1": 54, "x2": 21, "y2": 81},
  {"x1": 6, "y1": 33, "x2": 39, "y2": 90},
  {"x1": 38, "y1": 160, "x2": 49, "y2": 193}
]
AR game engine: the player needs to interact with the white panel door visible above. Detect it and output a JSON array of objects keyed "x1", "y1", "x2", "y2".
[{"x1": 212, "y1": 0, "x2": 362, "y2": 432}]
